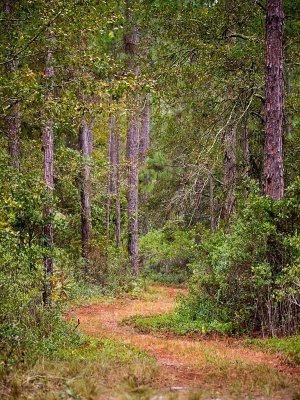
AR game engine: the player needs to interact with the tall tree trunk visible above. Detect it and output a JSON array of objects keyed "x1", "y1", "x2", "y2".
[
  {"x1": 242, "y1": 118, "x2": 250, "y2": 197},
  {"x1": 223, "y1": 124, "x2": 237, "y2": 224},
  {"x1": 115, "y1": 127, "x2": 121, "y2": 250},
  {"x1": 263, "y1": 0, "x2": 284, "y2": 199},
  {"x1": 4, "y1": 0, "x2": 20, "y2": 170},
  {"x1": 139, "y1": 94, "x2": 151, "y2": 234},
  {"x1": 106, "y1": 114, "x2": 116, "y2": 243},
  {"x1": 79, "y1": 120, "x2": 93, "y2": 268},
  {"x1": 242, "y1": 119, "x2": 250, "y2": 181},
  {"x1": 125, "y1": 22, "x2": 140, "y2": 277},
  {"x1": 42, "y1": 24, "x2": 55, "y2": 305},
  {"x1": 126, "y1": 98, "x2": 140, "y2": 277}
]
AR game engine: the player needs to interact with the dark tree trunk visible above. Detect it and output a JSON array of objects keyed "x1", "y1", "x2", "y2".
[
  {"x1": 79, "y1": 120, "x2": 93, "y2": 267},
  {"x1": 263, "y1": 0, "x2": 284, "y2": 199},
  {"x1": 42, "y1": 25, "x2": 55, "y2": 305},
  {"x1": 125, "y1": 20, "x2": 140, "y2": 277},
  {"x1": 4, "y1": 0, "x2": 20, "y2": 170},
  {"x1": 223, "y1": 124, "x2": 237, "y2": 224}
]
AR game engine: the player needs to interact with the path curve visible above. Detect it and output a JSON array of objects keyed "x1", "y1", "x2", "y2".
[{"x1": 70, "y1": 285, "x2": 300, "y2": 399}]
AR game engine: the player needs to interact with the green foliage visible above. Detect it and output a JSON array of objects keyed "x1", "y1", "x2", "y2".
[
  {"x1": 187, "y1": 180, "x2": 300, "y2": 335},
  {"x1": 0, "y1": 305, "x2": 81, "y2": 377},
  {"x1": 123, "y1": 312, "x2": 232, "y2": 335},
  {"x1": 0, "y1": 155, "x2": 91, "y2": 376},
  {"x1": 140, "y1": 222, "x2": 197, "y2": 282},
  {"x1": 246, "y1": 336, "x2": 300, "y2": 365},
  {"x1": 0, "y1": 0, "x2": 299, "y2": 393}
]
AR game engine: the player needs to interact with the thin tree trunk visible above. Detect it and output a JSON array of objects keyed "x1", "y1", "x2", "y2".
[
  {"x1": 115, "y1": 128, "x2": 121, "y2": 250},
  {"x1": 139, "y1": 94, "x2": 151, "y2": 234},
  {"x1": 194, "y1": 178, "x2": 202, "y2": 225},
  {"x1": 263, "y1": 0, "x2": 284, "y2": 199},
  {"x1": 285, "y1": 73, "x2": 291, "y2": 138},
  {"x1": 106, "y1": 114, "x2": 116, "y2": 243},
  {"x1": 4, "y1": 0, "x2": 20, "y2": 170},
  {"x1": 79, "y1": 120, "x2": 93, "y2": 268},
  {"x1": 222, "y1": 0, "x2": 238, "y2": 226},
  {"x1": 242, "y1": 119, "x2": 250, "y2": 181},
  {"x1": 126, "y1": 97, "x2": 140, "y2": 277},
  {"x1": 210, "y1": 169, "x2": 215, "y2": 232},
  {"x1": 42, "y1": 23, "x2": 55, "y2": 305},
  {"x1": 125, "y1": 19, "x2": 140, "y2": 277},
  {"x1": 223, "y1": 124, "x2": 237, "y2": 225},
  {"x1": 139, "y1": 94, "x2": 150, "y2": 164}
]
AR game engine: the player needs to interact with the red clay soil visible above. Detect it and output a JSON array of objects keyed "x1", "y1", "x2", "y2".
[{"x1": 70, "y1": 285, "x2": 300, "y2": 398}]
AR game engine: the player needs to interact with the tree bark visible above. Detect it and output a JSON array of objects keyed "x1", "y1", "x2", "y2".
[
  {"x1": 223, "y1": 124, "x2": 237, "y2": 224},
  {"x1": 115, "y1": 128, "x2": 121, "y2": 250},
  {"x1": 263, "y1": 0, "x2": 284, "y2": 199},
  {"x1": 242, "y1": 119, "x2": 250, "y2": 197},
  {"x1": 106, "y1": 114, "x2": 116, "y2": 243},
  {"x1": 242, "y1": 119, "x2": 250, "y2": 181},
  {"x1": 79, "y1": 120, "x2": 93, "y2": 267},
  {"x1": 4, "y1": 0, "x2": 20, "y2": 170},
  {"x1": 125, "y1": 21, "x2": 140, "y2": 277},
  {"x1": 126, "y1": 97, "x2": 140, "y2": 277},
  {"x1": 139, "y1": 94, "x2": 151, "y2": 234},
  {"x1": 42, "y1": 24, "x2": 55, "y2": 305}
]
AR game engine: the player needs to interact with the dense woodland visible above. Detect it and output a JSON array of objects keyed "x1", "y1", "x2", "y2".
[{"x1": 0, "y1": 0, "x2": 300, "y2": 398}]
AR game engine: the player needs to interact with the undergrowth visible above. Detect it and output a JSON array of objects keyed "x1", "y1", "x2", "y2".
[
  {"x1": 1, "y1": 336, "x2": 158, "y2": 399},
  {"x1": 245, "y1": 335, "x2": 300, "y2": 365},
  {"x1": 123, "y1": 312, "x2": 232, "y2": 336}
]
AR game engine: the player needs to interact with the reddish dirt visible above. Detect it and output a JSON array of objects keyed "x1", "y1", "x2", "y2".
[{"x1": 70, "y1": 285, "x2": 300, "y2": 398}]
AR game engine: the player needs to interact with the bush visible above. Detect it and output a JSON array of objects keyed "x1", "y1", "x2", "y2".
[
  {"x1": 140, "y1": 221, "x2": 197, "y2": 282},
  {"x1": 187, "y1": 179, "x2": 300, "y2": 336}
]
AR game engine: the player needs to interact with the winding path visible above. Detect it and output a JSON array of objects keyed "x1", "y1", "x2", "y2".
[{"x1": 71, "y1": 285, "x2": 300, "y2": 399}]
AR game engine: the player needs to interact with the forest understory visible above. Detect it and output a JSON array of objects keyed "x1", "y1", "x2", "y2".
[
  {"x1": 0, "y1": 0, "x2": 299, "y2": 399},
  {"x1": 3, "y1": 284, "x2": 300, "y2": 400}
]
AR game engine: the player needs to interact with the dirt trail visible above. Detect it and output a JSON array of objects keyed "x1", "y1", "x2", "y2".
[{"x1": 72, "y1": 285, "x2": 300, "y2": 399}]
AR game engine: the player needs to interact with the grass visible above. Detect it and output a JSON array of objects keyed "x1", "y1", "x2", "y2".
[
  {"x1": 1, "y1": 336, "x2": 158, "y2": 399},
  {"x1": 0, "y1": 281, "x2": 161, "y2": 400},
  {"x1": 122, "y1": 312, "x2": 233, "y2": 335},
  {"x1": 3, "y1": 283, "x2": 300, "y2": 399},
  {"x1": 245, "y1": 335, "x2": 300, "y2": 364}
]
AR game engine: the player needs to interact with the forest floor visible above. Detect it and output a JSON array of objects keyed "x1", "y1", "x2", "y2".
[{"x1": 70, "y1": 284, "x2": 300, "y2": 400}]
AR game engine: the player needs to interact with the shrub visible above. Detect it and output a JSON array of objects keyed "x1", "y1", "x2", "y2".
[
  {"x1": 140, "y1": 221, "x2": 197, "y2": 282},
  {"x1": 187, "y1": 179, "x2": 300, "y2": 336}
]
